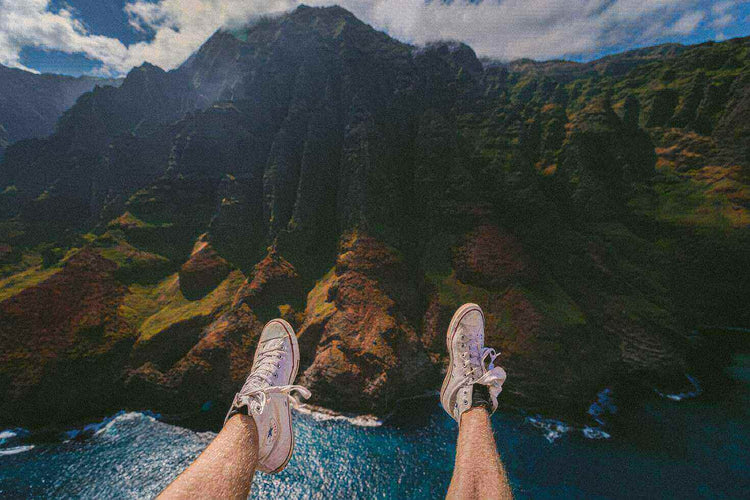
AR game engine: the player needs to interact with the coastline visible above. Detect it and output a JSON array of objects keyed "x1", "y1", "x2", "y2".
[{"x1": 294, "y1": 404, "x2": 383, "y2": 427}]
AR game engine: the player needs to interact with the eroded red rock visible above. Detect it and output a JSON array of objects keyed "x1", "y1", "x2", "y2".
[
  {"x1": 453, "y1": 224, "x2": 531, "y2": 289},
  {"x1": 297, "y1": 232, "x2": 434, "y2": 414},
  {"x1": 0, "y1": 248, "x2": 133, "y2": 426},
  {"x1": 124, "y1": 305, "x2": 263, "y2": 416},
  {"x1": 232, "y1": 248, "x2": 303, "y2": 311}
]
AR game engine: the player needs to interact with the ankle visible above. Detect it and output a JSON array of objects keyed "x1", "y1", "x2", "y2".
[
  {"x1": 471, "y1": 383, "x2": 492, "y2": 410},
  {"x1": 463, "y1": 406, "x2": 490, "y2": 419}
]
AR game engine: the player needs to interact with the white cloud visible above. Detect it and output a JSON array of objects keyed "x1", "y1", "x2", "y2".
[
  {"x1": 0, "y1": 0, "x2": 740, "y2": 76},
  {"x1": 711, "y1": 13, "x2": 734, "y2": 28},
  {"x1": 711, "y1": 1, "x2": 734, "y2": 15},
  {"x1": 668, "y1": 11, "x2": 705, "y2": 35},
  {"x1": 708, "y1": 0, "x2": 741, "y2": 29},
  {"x1": 0, "y1": 0, "x2": 127, "y2": 73}
]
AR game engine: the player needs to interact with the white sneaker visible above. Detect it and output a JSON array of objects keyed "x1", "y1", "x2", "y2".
[
  {"x1": 440, "y1": 303, "x2": 507, "y2": 424},
  {"x1": 225, "y1": 319, "x2": 311, "y2": 474}
]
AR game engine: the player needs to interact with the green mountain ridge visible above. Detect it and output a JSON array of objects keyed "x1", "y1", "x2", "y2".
[{"x1": 0, "y1": 5, "x2": 747, "y2": 429}]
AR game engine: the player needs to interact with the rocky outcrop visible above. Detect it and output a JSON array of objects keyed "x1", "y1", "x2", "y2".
[
  {"x1": 179, "y1": 239, "x2": 231, "y2": 299},
  {"x1": 208, "y1": 175, "x2": 265, "y2": 269},
  {"x1": 558, "y1": 97, "x2": 656, "y2": 218},
  {"x1": 646, "y1": 88, "x2": 679, "y2": 127},
  {"x1": 123, "y1": 303, "x2": 262, "y2": 417},
  {"x1": 453, "y1": 225, "x2": 532, "y2": 289},
  {"x1": 233, "y1": 249, "x2": 303, "y2": 313},
  {"x1": 297, "y1": 232, "x2": 434, "y2": 413},
  {"x1": 422, "y1": 220, "x2": 692, "y2": 418},
  {"x1": 714, "y1": 73, "x2": 750, "y2": 164},
  {"x1": 0, "y1": 249, "x2": 133, "y2": 426}
]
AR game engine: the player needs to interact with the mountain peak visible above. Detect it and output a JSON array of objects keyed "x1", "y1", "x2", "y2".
[
  {"x1": 221, "y1": 4, "x2": 373, "y2": 41},
  {"x1": 292, "y1": 4, "x2": 358, "y2": 19},
  {"x1": 120, "y1": 61, "x2": 168, "y2": 93},
  {"x1": 420, "y1": 41, "x2": 483, "y2": 75},
  {"x1": 124, "y1": 62, "x2": 166, "y2": 80},
  {"x1": 288, "y1": 4, "x2": 370, "y2": 34}
]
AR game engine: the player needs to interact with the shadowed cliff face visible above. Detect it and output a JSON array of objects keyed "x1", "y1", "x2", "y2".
[{"x1": 0, "y1": 6, "x2": 748, "y2": 428}]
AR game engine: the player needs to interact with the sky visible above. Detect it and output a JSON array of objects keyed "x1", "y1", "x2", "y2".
[{"x1": 1, "y1": 0, "x2": 749, "y2": 77}]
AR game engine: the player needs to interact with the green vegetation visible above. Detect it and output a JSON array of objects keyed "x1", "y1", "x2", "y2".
[
  {"x1": 522, "y1": 280, "x2": 586, "y2": 328},
  {"x1": 107, "y1": 211, "x2": 154, "y2": 230},
  {"x1": 121, "y1": 270, "x2": 245, "y2": 343},
  {"x1": 428, "y1": 271, "x2": 497, "y2": 309},
  {"x1": 305, "y1": 267, "x2": 337, "y2": 319},
  {"x1": 0, "y1": 264, "x2": 60, "y2": 302},
  {"x1": 630, "y1": 165, "x2": 748, "y2": 231},
  {"x1": 95, "y1": 234, "x2": 173, "y2": 284},
  {"x1": 428, "y1": 271, "x2": 586, "y2": 332}
]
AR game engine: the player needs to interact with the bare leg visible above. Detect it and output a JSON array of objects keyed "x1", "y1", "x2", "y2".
[
  {"x1": 159, "y1": 415, "x2": 259, "y2": 500},
  {"x1": 447, "y1": 407, "x2": 513, "y2": 500}
]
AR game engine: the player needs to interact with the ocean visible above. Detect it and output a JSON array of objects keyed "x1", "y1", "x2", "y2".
[{"x1": 1, "y1": 354, "x2": 748, "y2": 499}]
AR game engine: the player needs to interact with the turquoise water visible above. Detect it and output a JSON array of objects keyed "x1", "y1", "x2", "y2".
[{"x1": 1, "y1": 356, "x2": 748, "y2": 499}]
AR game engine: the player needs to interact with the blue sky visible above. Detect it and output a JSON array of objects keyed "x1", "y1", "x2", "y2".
[
  {"x1": 18, "y1": 0, "x2": 151, "y2": 75},
  {"x1": 2, "y1": 0, "x2": 749, "y2": 77}
]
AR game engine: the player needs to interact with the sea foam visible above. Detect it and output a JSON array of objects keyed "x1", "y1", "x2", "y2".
[
  {"x1": 655, "y1": 374, "x2": 702, "y2": 401},
  {"x1": 295, "y1": 404, "x2": 383, "y2": 427},
  {"x1": 0, "y1": 445, "x2": 34, "y2": 456}
]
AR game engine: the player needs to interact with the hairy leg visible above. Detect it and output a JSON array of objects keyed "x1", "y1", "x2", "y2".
[
  {"x1": 158, "y1": 415, "x2": 259, "y2": 500},
  {"x1": 447, "y1": 407, "x2": 513, "y2": 500}
]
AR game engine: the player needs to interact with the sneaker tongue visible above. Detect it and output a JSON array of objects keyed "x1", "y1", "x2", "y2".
[
  {"x1": 467, "y1": 341, "x2": 482, "y2": 369},
  {"x1": 262, "y1": 338, "x2": 285, "y2": 352}
]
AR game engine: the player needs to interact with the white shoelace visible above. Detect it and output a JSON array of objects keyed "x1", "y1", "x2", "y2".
[
  {"x1": 237, "y1": 385, "x2": 312, "y2": 416},
  {"x1": 237, "y1": 338, "x2": 311, "y2": 415},
  {"x1": 461, "y1": 338, "x2": 507, "y2": 404}
]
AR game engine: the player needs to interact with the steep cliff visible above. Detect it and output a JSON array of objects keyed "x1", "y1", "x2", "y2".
[{"x1": 0, "y1": 6, "x2": 747, "y2": 428}]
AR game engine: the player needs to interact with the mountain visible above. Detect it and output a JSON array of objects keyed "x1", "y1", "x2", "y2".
[
  {"x1": 0, "y1": 5, "x2": 748, "y2": 429},
  {"x1": 0, "y1": 64, "x2": 121, "y2": 157},
  {"x1": 492, "y1": 42, "x2": 689, "y2": 82}
]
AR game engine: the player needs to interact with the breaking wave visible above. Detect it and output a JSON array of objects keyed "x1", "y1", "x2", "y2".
[
  {"x1": 655, "y1": 374, "x2": 702, "y2": 401},
  {"x1": 0, "y1": 445, "x2": 34, "y2": 456},
  {"x1": 0, "y1": 427, "x2": 33, "y2": 456},
  {"x1": 526, "y1": 387, "x2": 616, "y2": 442},
  {"x1": 295, "y1": 404, "x2": 383, "y2": 427},
  {"x1": 525, "y1": 416, "x2": 612, "y2": 442}
]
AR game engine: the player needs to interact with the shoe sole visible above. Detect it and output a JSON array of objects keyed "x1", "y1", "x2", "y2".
[
  {"x1": 440, "y1": 303, "x2": 484, "y2": 415},
  {"x1": 258, "y1": 318, "x2": 300, "y2": 475}
]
